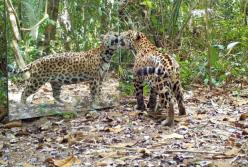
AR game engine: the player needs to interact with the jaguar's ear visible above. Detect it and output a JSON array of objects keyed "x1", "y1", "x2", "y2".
[{"x1": 134, "y1": 31, "x2": 141, "y2": 40}]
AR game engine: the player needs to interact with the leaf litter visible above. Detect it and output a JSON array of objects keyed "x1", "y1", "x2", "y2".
[{"x1": 1, "y1": 82, "x2": 248, "y2": 166}]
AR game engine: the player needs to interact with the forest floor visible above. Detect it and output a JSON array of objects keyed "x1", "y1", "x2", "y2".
[{"x1": 0, "y1": 79, "x2": 248, "y2": 167}]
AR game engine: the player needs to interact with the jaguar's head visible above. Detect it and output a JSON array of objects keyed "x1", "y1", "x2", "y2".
[
  {"x1": 118, "y1": 30, "x2": 145, "y2": 51},
  {"x1": 100, "y1": 31, "x2": 120, "y2": 50}
]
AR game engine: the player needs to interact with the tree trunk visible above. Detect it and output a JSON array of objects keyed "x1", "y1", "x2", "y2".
[
  {"x1": 204, "y1": 0, "x2": 212, "y2": 90},
  {"x1": 0, "y1": 0, "x2": 8, "y2": 122},
  {"x1": 43, "y1": 0, "x2": 60, "y2": 54},
  {"x1": 6, "y1": 0, "x2": 27, "y2": 77}
]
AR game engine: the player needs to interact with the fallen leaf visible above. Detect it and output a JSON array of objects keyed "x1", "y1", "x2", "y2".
[
  {"x1": 111, "y1": 141, "x2": 137, "y2": 148},
  {"x1": 212, "y1": 160, "x2": 232, "y2": 167},
  {"x1": 128, "y1": 111, "x2": 142, "y2": 117},
  {"x1": 225, "y1": 147, "x2": 240, "y2": 156},
  {"x1": 233, "y1": 98, "x2": 248, "y2": 106},
  {"x1": 23, "y1": 163, "x2": 36, "y2": 167},
  {"x1": 105, "y1": 125, "x2": 124, "y2": 133},
  {"x1": 4, "y1": 120, "x2": 22, "y2": 128},
  {"x1": 65, "y1": 132, "x2": 86, "y2": 145},
  {"x1": 46, "y1": 155, "x2": 81, "y2": 167},
  {"x1": 183, "y1": 142, "x2": 194, "y2": 149},
  {"x1": 95, "y1": 158, "x2": 114, "y2": 167},
  {"x1": 40, "y1": 121, "x2": 52, "y2": 130},
  {"x1": 99, "y1": 150, "x2": 127, "y2": 158},
  {"x1": 0, "y1": 141, "x2": 3, "y2": 150},
  {"x1": 138, "y1": 148, "x2": 151, "y2": 157},
  {"x1": 0, "y1": 160, "x2": 7, "y2": 165},
  {"x1": 240, "y1": 113, "x2": 248, "y2": 121},
  {"x1": 161, "y1": 133, "x2": 184, "y2": 140}
]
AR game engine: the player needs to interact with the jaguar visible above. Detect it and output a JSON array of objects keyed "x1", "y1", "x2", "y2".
[
  {"x1": 12, "y1": 32, "x2": 120, "y2": 104},
  {"x1": 118, "y1": 30, "x2": 186, "y2": 126}
]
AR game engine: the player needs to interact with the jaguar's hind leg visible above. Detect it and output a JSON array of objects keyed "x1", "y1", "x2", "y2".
[
  {"x1": 156, "y1": 79, "x2": 174, "y2": 126},
  {"x1": 147, "y1": 87, "x2": 157, "y2": 112},
  {"x1": 172, "y1": 80, "x2": 186, "y2": 115},
  {"x1": 21, "y1": 79, "x2": 44, "y2": 104}
]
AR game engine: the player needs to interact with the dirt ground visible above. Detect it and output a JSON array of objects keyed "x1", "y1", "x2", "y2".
[{"x1": 0, "y1": 81, "x2": 248, "y2": 167}]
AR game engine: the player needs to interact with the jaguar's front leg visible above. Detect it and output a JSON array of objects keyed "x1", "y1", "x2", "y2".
[
  {"x1": 90, "y1": 80, "x2": 102, "y2": 109},
  {"x1": 50, "y1": 81, "x2": 63, "y2": 103},
  {"x1": 89, "y1": 80, "x2": 102, "y2": 103},
  {"x1": 133, "y1": 76, "x2": 146, "y2": 110}
]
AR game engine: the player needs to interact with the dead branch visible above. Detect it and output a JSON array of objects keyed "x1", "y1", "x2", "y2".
[{"x1": 163, "y1": 149, "x2": 223, "y2": 154}]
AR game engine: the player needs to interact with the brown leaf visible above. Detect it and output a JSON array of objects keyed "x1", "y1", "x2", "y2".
[
  {"x1": 23, "y1": 163, "x2": 36, "y2": 167},
  {"x1": 96, "y1": 162, "x2": 108, "y2": 166},
  {"x1": 225, "y1": 147, "x2": 240, "y2": 156},
  {"x1": 0, "y1": 160, "x2": 7, "y2": 165},
  {"x1": 105, "y1": 125, "x2": 124, "y2": 133},
  {"x1": 111, "y1": 141, "x2": 137, "y2": 148},
  {"x1": 64, "y1": 131, "x2": 101, "y2": 145},
  {"x1": 0, "y1": 140, "x2": 3, "y2": 150},
  {"x1": 98, "y1": 150, "x2": 128, "y2": 159},
  {"x1": 233, "y1": 98, "x2": 248, "y2": 106},
  {"x1": 138, "y1": 148, "x2": 151, "y2": 157},
  {"x1": 46, "y1": 155, "x2": 81, "y2": 167},
  {"x1": 66, "y1": 132, "x2": 86, "y2": 145},
  {"x1": 160, "y1": 133, "x2": 184, "y2": 140},
  {"x1": 212, "y1": 160, "x2": 232, "y2": 167},
  {"x1": 4, "y1": 120, "x2": 22, "y2": 128},
  {"x1": 240, "y1": 113, "x2": 248, "y2": 121}
]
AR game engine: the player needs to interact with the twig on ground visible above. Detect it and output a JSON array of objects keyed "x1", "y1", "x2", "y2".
[{"x1": 163, "y1": 149, "x2": 224, "y2": 154}]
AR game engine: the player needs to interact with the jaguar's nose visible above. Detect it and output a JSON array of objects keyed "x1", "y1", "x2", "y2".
[{"x1": 120, "y1": 39, "x2": 125, "y2": 46}]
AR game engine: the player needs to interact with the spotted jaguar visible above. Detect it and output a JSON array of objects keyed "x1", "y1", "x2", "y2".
[
  {"x1": 13, "y1": 32, "x2": 120, "y2": 104},
  {"x1": 118, "y1": 30, "x2": 186, "y2": 126}
]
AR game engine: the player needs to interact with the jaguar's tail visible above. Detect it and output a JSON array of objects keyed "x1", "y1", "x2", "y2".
[
  {"x1": 135, "y1": 66, "x2": 169, "y2": 77},
  {"x1": 8, "y1": 64, "x2": 30, "y2": 75}
]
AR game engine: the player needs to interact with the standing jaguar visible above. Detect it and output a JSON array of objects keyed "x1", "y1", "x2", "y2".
[
  {"x1": 118, "y1": 30, "x2": 186, "y2": 126},
  {"x1": 13, "y1": 32, "x2": 120, "y2": 104}
]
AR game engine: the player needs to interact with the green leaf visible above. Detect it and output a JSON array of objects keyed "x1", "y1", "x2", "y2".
[
  {"x1": 140, "y1": 0, "x2": 154, "y2": 9},
  {"x1": 210, "y1": 46, "x2": 219, "y2": 67}
]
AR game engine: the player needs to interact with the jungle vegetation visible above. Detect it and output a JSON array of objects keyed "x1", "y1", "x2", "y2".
[{"x1": 1, "y1": 0, "x2": 248, "y2": 107}]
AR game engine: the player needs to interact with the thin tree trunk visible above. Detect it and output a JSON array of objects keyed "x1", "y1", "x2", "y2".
[
  {"x1": 243, "y1": 0, "x2": 248, "y2": 25},
  {"x1": 43, "y1": 0, "x2": 60, "y2": 54},
  {"x1": 204, "y1": 0, "x2": 212, "y2": 90},
  {"x1": 58, "y1": 1, "x2": 72, "y2": 51},
  {"x1": 0, "y1": 0, "x2": 8, "y2": 122}
]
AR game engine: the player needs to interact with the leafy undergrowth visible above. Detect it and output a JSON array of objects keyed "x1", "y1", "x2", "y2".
[{"x1": 0, "y1": 86, "x2": 248, "y2": 167}]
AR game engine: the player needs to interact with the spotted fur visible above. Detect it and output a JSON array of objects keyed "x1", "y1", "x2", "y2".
[
  {"x1": 118, "y1": 30, "x2": 186, "y2": 126},
  {"x1": 14, "y1": 32, "x2": 120, "y2": 104}
]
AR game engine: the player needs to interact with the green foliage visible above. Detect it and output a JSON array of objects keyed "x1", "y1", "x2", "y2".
[
  {"x1": 54, "y1": 111, "x2": 77, "y2": 119},
  {"x1": 0, "y1": 77, "x2": 7, "y2": 106},
  {"x1": 6, "y1": 0, "x2": 248, "y2": 91},
  {"x1": 119, "y1": 80, "x2": 135, "y2": 96},
  {"x1": 38, "y1": 106, "x2": 77, "y2": 119}
]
